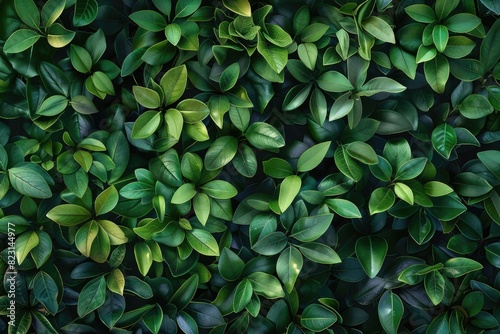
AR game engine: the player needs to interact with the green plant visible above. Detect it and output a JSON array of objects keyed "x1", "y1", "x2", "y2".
[{"x1": 1, "y1": 0, "x2": 500, "y2": 333}]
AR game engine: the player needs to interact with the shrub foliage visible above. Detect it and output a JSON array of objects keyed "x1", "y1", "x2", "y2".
[{"x1": 0, "y1": 0, "x2": 500, "y2": 333}]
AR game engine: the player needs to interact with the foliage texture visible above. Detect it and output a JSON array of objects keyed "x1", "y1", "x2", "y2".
[{"x1": 0, "y1": 0, "x2": 500, "y2": 333}]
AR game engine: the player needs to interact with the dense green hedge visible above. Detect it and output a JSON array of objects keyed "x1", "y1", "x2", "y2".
[{"x1": 1, "y1": 0, "x2": 500, "y2": 333}]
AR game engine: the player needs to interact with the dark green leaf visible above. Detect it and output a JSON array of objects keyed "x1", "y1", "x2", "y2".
[{"x1": 355, "y1": 235, "x2": 388, "y2": 278}]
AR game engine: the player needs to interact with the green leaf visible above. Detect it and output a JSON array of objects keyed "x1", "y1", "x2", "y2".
[
  {"x1": 310, "y1": 88, "x2": 327, "y2": 125},
  {"x1": 31, "y1": 230, "x2": 53, "y2": 268},
  {"x1": 15, "y1": 231, "x2": 39, "y2": 265},
  {"x1": 257, "y1": 34, "x2": 288, "y2": 74},
  {"x1": 15, "y1": 0, "x2": 40, "y2": 28},
  {"x1": 282, "y1": 83, "x2": 312, "y2": 111},
  {"x1": 301, "y1": 304, "x2": 338, "y2": 332},
  {"x1": 171, "y1": 183, "x2": 197, "y2": 204},
  {"x1": 325, "y1": 198, "x2": 362, "y2": 218},
  {"x1": 405, "y1": 4, "x2": 436, "y2": 23},
  {"x1": 245, "y1": 122, "x2": 285, "y2": 150},
  {"x1": 233, "y1": 279, "x2": 253, "y2": 313},
  {"x1": 46, "y1": 204, "x2": 91, "y2": 226},
  {"x1": 47, "y1": 23, "x2": 76, "y2": 48},
  {"x1": 169, "y1": 274, "x2": 199, "y2": 310},
  {"x1": 177, "y1": 99, "x2": 210, "y2": 124},
  {"x1": 222, "y1": 0, "x2": 251, "y2": 17},
  {"x1": 107, "y1": 269, "x2": 125, "y2": 295},
  {"x1": 432, "y1": 25, "x2": 449, "y2": 53},
  {"x1": 395, "y1": 158, "x2": 427, "y2": 181},
  {"x1": 3, "y1": 29, "x2": 41, "y2": 53},
  {"x1": 263, "y1": 158, "x2": 293, "y2": 178},
  {"x1": 277, "y1": 246, "x2": 303, "y2": 293},
  {"x1": 362, "y1": 16, "x2": 395, "y2": 44},
  {"x1": 431, "y1": 123, "x2": 457, "y2": 159},
  {"x1": 129, "y1": 10, "x2": 167, "y2": 32},
  {"x1": 378, "y1": 291, "x2": 403, "y2": 334},
  {"x1": 424, "y1": 271, "x2": 445, "y2": 305},
  {"x1": 369, "y1": 187, "x2": 395, "y2": 215},
  {"x1": 458, "y1": 94, "x2": 494, "y2": 119},
  {"x1": 301, "y1": 23, "x2": 329, "y2": 43},
  {"x1": 165, "y1": 23, "x2": 182, "y2": 46},
  {"x1": 334, "y1": 145, "x2": 363, "y2": 182},
  {"x1": 134, "y1": 242, "x2": 152, "y2": 276},
  {"x1": 133, "y1": 86, "x2": 161, "y2": 109},
  {"x1": 233, "y1": 144, "x2": 257, "y2": 178},
  {"x1": 424, "y1": 181, "x2": 453, "y2": 197},
  {"x1": 357, "y1": 77, "x2": 406, "y2": 97},
  {"x1": 73, "y1": 0, "x2": 98, "y2": 26},
  {"x1": 453, "y1": 172, "x2": 492, "y2": 197},
  {"x1": 252, "y1": 231, "x2": 288, "y2": 256},
  {"x1": 95, "y1": 186, "x2": 119, "y2": 216},
  {"x1": 330, "y1": 92, "x2": 354, "y2": 121},
  {"x1": 218, "y1": 248, "x2": 244, "y2": 281},
  {"x1": 219, "y1": 63, "x2": 240, "y2": 92},
  {"x1": 428, "y1": 195, "x2": 466, "y2": 221},
  {"x1": 442, "y1": 257, "x2": 483, "y2": 278},
  {"x1": 9, "y1": 166, "x2": 52, "y2": 199},
  {"x1": 295, "y1": 243, "x2": 341, "y2": 264},
  {"x1": 131, "y1": 111, "x2": 161, "y2": 139},
  {"x1": 390, "y1": 46, "x2": 417, "y2": 79},
  {"x1": 186, "y1": 229, "x2": 219, "y2": 256},
  {"x1": 291, "y1": 213, "x2": 334, "y2": 242},
  {"x1": 36, "y1": 95, "x2": 68, "y2": 117},
  {"x1": 71, "y1": 95, "x2": 98, "y2": 114},
  {"x1": 478, "y1": 150, "x2": 500, "y2": 179},
  {"x1": 355, "y1": 235, "x2": 388, "y2": 278},
  {"x1": 201, "y1": 180, "x2": 237, "y2": 199},
  {"x1": 41, "y1": 0, "x2": 65, "y2": 27},
  {"x1": 33, "y1": 272, "x2": 59, "y2": 315},
  {"x1": 247, "y1": 272, "x2": 285, "y2": 299},
  {"x1": 204, "y1": 136, "x2": 238, "y2": 171},
  {"x1": 481, "y1": 19, "x2": 500, "y2": 72},
  {"x1": 394, "y1": 182, "x2": 414, "y2": 205},
  {"x1": 316, "y1": 71, "x2": 354, "y2": 93},
  {"x1": 445, "y1": 13, "x2": 481, "y2": 34},
  {"x1": 78, "y1": 276, "x2": 106, "y2": 317},
  {"x1": 297, "y1": 141, "x2": 331, "y2": 172},
  {"x1": 143, "y1": 304, "x2": 163, "y2": 334},
  {"x1": 279, "y1": 175, "x2": 301, "y2": 213},
  {"x1": 425, "y1": 312, "x2": 449, "y2": 334},
  {"x1": 160, "y1": 65, "x2": 187, "y2": 106},
  {"x1": 424, "y1": 54, "x2": 449, "y2": 94},
  {"x1": 346, "y1": 141, "x2": 378, "y2": 165},
  {"x1": 298, "y1": 43, "x2": 317, "y2": 71}
]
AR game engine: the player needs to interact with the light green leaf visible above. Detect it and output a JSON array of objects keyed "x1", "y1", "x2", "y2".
[
  {"x1": 133, "y1": 86, "x2": 161, "y2": 109},
  {"x1": 297, "y1": 141, "x2": 331, "y2": 172},
  {"x1": 204, "y1": 136, "x2": 238, "y2": 171},
  {"x1": 36, "y1": 95, "x2": 68, "y2": 117},
  {"x1": 95, "y1": 186, "x2": 119, "y2": 216},
  {"x1": 245, "y1": 122, "x2": 285, "y2": 150},
  {"x1": 424, "y1": 271, "x2": 445, "y2": 305},
  {"x1": 291, "y1": 213, "x2": 333, "y2": 242},
  {"x1": 186, "y1": 229, "x2": 219, "y2": 256},
  {"x1": 16, "y1": 231, "x2": 39, "y2": 265},
  {"x1": 325, "y1": 198, "x2": 361, "y2": 218},
  {"x1": 160, "y1": 65, "x2": 187, "y2": 106},
  {"x1": 317, "y1": 71, "x2": 354, "y2": 92},
  {"x1": 357, "y1": 77, "x2": 406, "y2": 97},
  {"x1": 362, "y1": 16, "x2": 395, "y2": 43},
  {"x1": 394, "y1": 182, "x2": 414, "y2": 205},
  {"x1": 9, "y1": 166, "x2": 52, "y2": 199},
  {"x1": 369, "y1": 187, "x2": 395, "y2": 215},
  {"x1": 346, "y1": 141, "x2": 378, "y2": 165},
  {"x1": 3, "y1": 29, "x2": 41, "y2": 53},
  {"x1": 279, "y1": 175, "x2": 302, "y2": 213},
  {"x1": 171, "y1": 183, "x2": 197, "y2": 204},
  {"x1": 233, "y1": 279, "x2": 253, "y2": 313},
  {"x1": 277, "y1": 246, "x2": 303, "y2": 293},
  {"x1": 298, "y1": 43, "x2": 317, "y2": 71},
  {"x1": 131, "y1": 111, "x2": 161, "y2": 139},
  {"x1": 129, "y1": 10, "x2": 167, "y2": 32},
  {"x1": 424, "y1": 54, "x2": 449, "y2": 94},
  {"x1": 222, "y1": 0, "x2": 251, "y2": 17}
]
